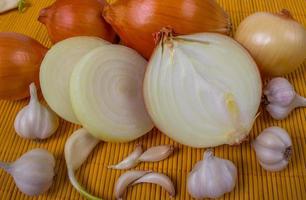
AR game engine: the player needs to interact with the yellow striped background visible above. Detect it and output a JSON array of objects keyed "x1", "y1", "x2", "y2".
[{"x1": 0, "y1": 0, "x2": 305, "y2": 199}]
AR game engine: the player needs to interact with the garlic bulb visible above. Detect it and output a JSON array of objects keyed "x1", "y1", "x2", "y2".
[
  {"x1": 187, "y1": 150, "x2": 237, "y2": 199},
  {"x1": 0, "y1": 148, "x2": 55, "y2": 196},
  {"x1": 252, "y1": 127, "x2": 292, "y2": 171},
  {"x1": 264, "y1": 77, "x2": 306, "y2": 120},
  {"x1": 144, "y1": 29, "x2": 262, "y2": 148},
  {"x1": 14, "y1": 83, "x2": 59, "y2": 139},
  {"x1": 0, "y1": 0, "x2": 26, "y2": 13}
]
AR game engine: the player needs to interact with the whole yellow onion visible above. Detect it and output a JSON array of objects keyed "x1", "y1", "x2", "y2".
[{"x1": 235, "y1": 9, "x2": 306, "y2": 76}]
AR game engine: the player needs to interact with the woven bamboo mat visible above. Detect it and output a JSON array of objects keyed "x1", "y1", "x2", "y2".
[{"x1": 0, "y1": 0, "x2": 305, "y2": 199}]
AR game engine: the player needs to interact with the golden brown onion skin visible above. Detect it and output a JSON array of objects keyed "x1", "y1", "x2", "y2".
[
  {"x1": 103, "y1": 0, "x2": 230, "y2": 59},
  {"x1": 38, "y1": 0, "x2": 116, "y2": 44},
  {"x1": 0, "y1": 32, "x2": 48, "y2": 100}
]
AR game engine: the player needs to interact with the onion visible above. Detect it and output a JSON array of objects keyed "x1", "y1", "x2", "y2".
[
  {"x1": 103, "y1": 0, "x2": 230, "y2": 59},
  {"x1": 70, "y1": 45, "x2": 154, "y2": 142},
  {"x1": 38, "y1": 0, "x2": 116, "y2": 44},
  {"x1": 143, "y1": 29, "x2": 262, "y2": 148},
  {"x1": 40, "y1": 37, "x2": 109, "y2": 124},
  {"x1": 235, "y1": 9, "x2": 306, "y2": 76},
  {"x1": 0, "y1": 32, "x2": 47, "y2": 100}
]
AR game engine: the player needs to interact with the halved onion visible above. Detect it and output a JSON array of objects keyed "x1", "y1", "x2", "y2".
[
  {"x1": 40, "y1": 37, "x2": 109, "y2": 124},
  {"x1": 144, "y1": 32, "x2": 262, "y2": 148},
  {"x1": 70, "y1": 45, "x2": 154, "y2": 142}
]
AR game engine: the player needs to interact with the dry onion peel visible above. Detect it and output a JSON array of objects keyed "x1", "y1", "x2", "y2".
[
  {"x1": 40, "y1": 37, "x2": 109, "y2": 124},
  {"x1": 103, "y1": 0, "x2": 230, "y2": 59},
  {"x1": 64, "y1": 128, "x2": 102, "y2": 200},
  {"x1": 235, "y1": 9, "x2": 306, "y2": 76},
  {"x1": 144, "y1": 30, "x2": 262, "y2": 148},
  {"x1": 70, "y1": 45, "x2": 154, "y2": 142},
  {"x1": 0, "y1": 32, "x2": 47, "y2": 100}
]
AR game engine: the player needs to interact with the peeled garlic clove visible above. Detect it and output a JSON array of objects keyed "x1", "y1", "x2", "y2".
[
  {"x1": 0, "y1": 148, "x2": 55, "y2": 196},
  {"x1": 114, "y1": 170, "x2": 150, "y2": 199},
  {"x1": 264, "y1": 77, "x2": 306, "y2": 120},
  {"x1": 108, "y1": 144, "x2": 143, "y2": 170},
  {"x1": 252, "y1": 126, "x2": 292, "y2": 171},
  {"x1": 132, "y1": 172, "x2": 175, "y2": 197},
  {"x1": 64, "y1": 128, "x2": 101, "y2": 199},
  {"x1": 14, "y1": 83, "x2": 59, "y2": 140},
  {"x1": 187, "y1": 150, "x2": 237, "y2": 199},
  {"x1": 138, "y1": 145, "x2": 174, "y2": 162}
]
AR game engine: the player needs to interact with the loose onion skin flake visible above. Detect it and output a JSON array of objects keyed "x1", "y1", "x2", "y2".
[
  {"x1": 40, "y1": 37, "x2": 109, "y2": 124},
  {"x1": 143, "y1": 31, "x2": 262, "y2": 148},
  {"x1": 70, "y1": 45, "x2": 154, "y2": 142}
]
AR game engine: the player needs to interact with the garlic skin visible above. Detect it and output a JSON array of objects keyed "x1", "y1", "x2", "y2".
[
  {"x1": 0, "y1": 148, "x2": 55, "y2": 196},
  {"x1": 264, "y1": 77, "x2": 306, "y2": 120},
  {"x1": 14, "y1": 83, "x2": 59, "y2": 139},
  {"x1": 252, "y1": 127, "x2": 292, "y2": 171},
  {"x1": 187, "y1": 150, "x2": 237, "y2": 199}
]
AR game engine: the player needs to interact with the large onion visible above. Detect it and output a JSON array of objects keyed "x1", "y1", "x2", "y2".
[
  {"x1": 40, "y1": 37, "x2": 109, "y2": 124},
  {"x1": 235, "y1": 10, "x2": 306, "y2": 76},
  {"x1": 103, "y1": 0, "x2": 230, "y2": 59},
  {"x1": 38, "y1": 0, "x2": 116, "y2": 44},
  {"x1": 143, "y1": 30, "x2": 262, "y2": 148},
  {"x1": 0, "y1": 32, "x2": 47, "y2": 100},
  {"x1": 70, "y1": 45, "x2": 154, "y2": 142}
]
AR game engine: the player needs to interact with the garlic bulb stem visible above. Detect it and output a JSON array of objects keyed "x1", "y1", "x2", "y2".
[
  {"x1": 109, "y1": 145, "x2": 174, "y2": 170},
  {"x1": 0, "y1": 161, "x2": 10, "y2": 171}
]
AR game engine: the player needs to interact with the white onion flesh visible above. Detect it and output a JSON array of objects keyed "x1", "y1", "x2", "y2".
[
  {"x1": 70, "y1": 45, "x2": 154, "y2": 142},
  {"x1": 40, "y1": 37, "x2": 109, "y2": 124},
  {"x1": 144, "y1": 33, "x2": 262, "y2": 148}
]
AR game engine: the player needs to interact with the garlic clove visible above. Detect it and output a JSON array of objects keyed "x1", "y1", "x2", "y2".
[
  {"x1": 131, "y1": 172, "x2": 175, "y2": 197},
  {"x1": 109, "y1": 145, "x2": 174, "y2": 170},
  {"x1": 259, "y1": 159, "x2": 289, "y2": 172},
  {"x1": 64, "y1": 128, "x2": 102, "y2": 200},
  {"x1": 0, "y1": 148, "x2": 55, "y2": 196},
  {"x1": 266, "y1": 103, "x2": 292, "y2": 120},
  {"x1": 14, "y1": 83, "x2": 59, "y2": 140},
  {"x1": 138, "y1": 145, "x2": 174, "y2": 162},
  {"x1": 114, "y1": 170, "x2": 151, "y2": 199},
  {"x1": 252, "y1": 142, "x2": 285, "y2": 164},
  {"x1": 252, "y1": 126, "x2": 292, "y2": 171},
  {"x1": 108, "y1": 144, "x2": 143, "y2": 170}
]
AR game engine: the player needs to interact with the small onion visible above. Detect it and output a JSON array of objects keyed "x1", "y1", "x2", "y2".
[
  {"x1": 103, "y1": 0, "x2": 230, "y2": 59},
  {"x1": 235, "y1": 9, "x2": 306, "y2": 76},
  {"x1": 143, "y1": 29, "x2": 262, "y2": 148},
  {"x1": 0, "y1": 32, "x2": 47, "y2": 100},
  {"x1": 38, "y1": 0, "x2": 116, "y2": 44}
]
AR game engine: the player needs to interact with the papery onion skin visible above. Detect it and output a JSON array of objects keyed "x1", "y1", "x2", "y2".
[
  {"x1": 235, "y1": 9, "x2": 306, "y2": 76},
  {"x1": 70, "y1": 45, "x2": 154, "y2": 142},
  {"x1": 38, "y1": 0, "x2": 116, "y2": 44},
  {"x1": 103, "y1": 0, "x2": 230, "y2": 59},
  {"x1": 0, "y1": 32, "x2": 47, "y2": 100},
  {"x1": 144, "y1": 32, "x2": 262, "y2": 148}
]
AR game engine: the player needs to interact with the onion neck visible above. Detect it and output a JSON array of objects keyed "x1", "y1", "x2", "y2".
[
  {"x1": 105, "y1": 0, "x2": 118, "y2": 5},
  {"x1": 153, "y1": 27, "x2": 175, "y2": 45},
  {"x1": 277, "y1": 9, "x2": 294, "y2": 20},
  {"x1": 38, "y1": 7, "x2": 51, "y2": 24}
]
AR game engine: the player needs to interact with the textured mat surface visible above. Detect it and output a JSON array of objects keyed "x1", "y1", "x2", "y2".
[{"x1": 0, "y1": 0, "x2": 305, "y2": 199}]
